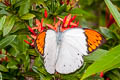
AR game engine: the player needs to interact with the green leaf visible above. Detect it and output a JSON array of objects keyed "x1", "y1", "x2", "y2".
[
  {"x1": 21, "y1": 13, "x2": 35, "y2": 20},
  {"x1": 11, "y1": 0, "x2": 16, "y2": 5},
  {"x1": 0, "y1": 64, "x2": 8, "y2": 72},
  {"x1": 3, "y1": 16, "x2": 16, "y2": 36},
  {"x1": 84, "y1": 49, "x2": 108, "y2": 62},
  {"x1": 0, "y1": 72, "x2": 2, "y2": 80},
  {"x1": 55, "y1": 4, "x2": 67, "y2": 15},
  {"x1": 18, "y1": 0, "x2": 30, "y2": 16},
  {"x1": 27, "y1": 49, "x2": 38, "y2": 56},
  {"x1": 0, "y1": 35, "x2": 16, "y2": 49},
  {"x1": 9, "y1": 42, "x2": 20, "y2": 57},
  {"x1": 81, "y1": 44, "x2": 120, "y2": 80},
  {"x1": 16, "y1": 35, "x2": 29, "y2": 52},
  {"x1": 23, "y1": 54, "x2": 30, "y2": 71},
  {"x1": 100, "y1": 27, "x2": 114, "y2": 39},
  {"x1": 0, "y1": 16, "x2": 6, "y2": 30},
  {"x1": 105, "y1": 63, "x2": 120, "y2": 72},
  {"x1": 105, "y1": 0, "x2": 120, "y2": 27},
  {"x1": 32, "y1": 66, "x2": 48, "y2": 76},
  {"x1": 7, "y1": 61, "x2": 18, "y2": 69},
  {"x1": 10, "y1": 22, "x2": 26, "y2": 33},
  {"x1": 70, "y1": 8, "x2": 94, "y2": 17}
]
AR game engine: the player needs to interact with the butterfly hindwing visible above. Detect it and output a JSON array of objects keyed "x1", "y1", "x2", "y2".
[{"x1": 56, "y1": 28, "x2": 88, "y2": 74}]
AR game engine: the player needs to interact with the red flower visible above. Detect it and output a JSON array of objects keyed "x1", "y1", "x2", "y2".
[
  {"x1": 100, "y1": 72, "x2": 104, "y2": 78},
  {"x1": 66, "y1": 0, "x2": 70, "y2": 5},
  {"x1": 105, "y1": 7, "x2": 115, "y2": 28},
  {"x1": 57, "y1": 14, "x2": 79, "y2": 31},
  {"x1": 46, "y1": 14, "x2": 79, "y2": 32},
  {"x1": 107, "y1": 14, "x2": 115, "y2": 28},
  {"x1": 46, "y1": 20, "x2": 61, "y2": 31},
  {"x1": 24, "y1": 14, "x2": 79, "y2": 46},
  {"x1": 35, "y1": 18, "x2": 44, "y2": 32},
  {"x1": 27, "y1": 25, "x2": 36, "y2": 36},
  {"x1": 24, "y1": 19, "x2": 45, "y2": 47},
  {"x1": 44, "y1": 9, "x2": 48, "y2": 18}
]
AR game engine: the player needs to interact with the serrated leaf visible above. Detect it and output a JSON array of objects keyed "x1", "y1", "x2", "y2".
[
  {"x1": 3, "y1": 16, "x2": 16, "y2": 36},
  {"x1": 105, "y1": 0, "x2": 120, "y2": 27},
  {"x1": 0, "y1": 35, "x2": 16, "y2": 49},
  {"x1": 0, "y1": 16, "x2": 6, "y2": 30},
  {"x1": 81, "y1": 44, "x2": 120, "y2": 80},
  {"x1": 0, "y1": 64, "x2": 8, "y2": 72},
  {"x1": 21, "y1": 13, "x2": 35, "y2": 20}
]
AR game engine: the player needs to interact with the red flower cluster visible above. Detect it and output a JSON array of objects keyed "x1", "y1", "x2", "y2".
[
  {"x1": 24, "y1": 18, "x2": 45, "y2": 47},
  {"x1": 57, "y1": 14, "x2": 79, "y2": 31},
  {"x1": 24, "y1": 14, "x2": 79, "y2": 46}
]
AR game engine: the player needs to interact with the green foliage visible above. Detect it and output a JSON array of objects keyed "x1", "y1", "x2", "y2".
[
  {"x1": 0, "y1": 0, "x2": 120, "y2": 80},
  {"x1": 0, "y1": 16, "x2": 6, "y2": 30},
  {"x1": 105, "y1": 0, "x2": 120, "y2": 28},
  {"x1": 0, "y1": 35, "x2": 16, "y2": 49},
  {"x1": 3, "y1": 15, "x2": 16, "y2": 36},
  {"x1": 82, "y1": 44, "x2": 120, "y2": 79}
]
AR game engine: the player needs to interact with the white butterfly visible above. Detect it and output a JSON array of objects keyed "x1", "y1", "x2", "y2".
[{"x1": 35, "y1": 27, "x2": 105, "y2": 74}]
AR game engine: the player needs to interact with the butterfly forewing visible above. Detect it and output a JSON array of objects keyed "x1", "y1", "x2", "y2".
[
  {"x1": 35, "y1": 30, "x2": 57, "y2": 74},
  {"x1": 84, "y1": 28, "x2": 105, "y2": 53}
]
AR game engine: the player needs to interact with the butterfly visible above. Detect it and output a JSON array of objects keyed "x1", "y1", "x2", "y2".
[{"x1": 35, "y1": 26, "x2": 105, "y2": 74}]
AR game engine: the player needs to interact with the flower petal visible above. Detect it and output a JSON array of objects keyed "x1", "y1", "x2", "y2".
[
  {"x1": 46, "y1": 24, "x2": 57, "y2": 31},
  {"x1": 44, "y1": 9, "x2": 48, "y2": 18},
  {"x1": 100, "y1": 72, "x2": 104, "y2": 78},
  {"x1": 64, "y1": 14, "x2": 71, "y2": 27},
  {"x1": 24, "y1": 40, "x2": 32, "y2": 46},
  {"x1": 107, "y1": 14, "x2": 115, "y2": 28},
  {"x1": 55, "y1": 20, "x2": 61, "y2": 29},
  {"x1": 27, "y1": 25, "x2": 36, "y2": 35}
]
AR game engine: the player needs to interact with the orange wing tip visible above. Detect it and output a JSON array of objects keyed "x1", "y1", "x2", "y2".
[
  {"x1": 84, "y1": 28, "x2": 105, "y2": 53},
  {"x1": 88, "y1": 47, "x2": 92, "y2": 52},
  {"x1": 35, "y1": 32, "x2": 46, "y2": 56}
]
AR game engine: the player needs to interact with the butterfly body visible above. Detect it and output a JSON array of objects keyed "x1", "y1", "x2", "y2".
[{"x1": 35, "y1": 28, "x2": 105, "y2": 74}]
